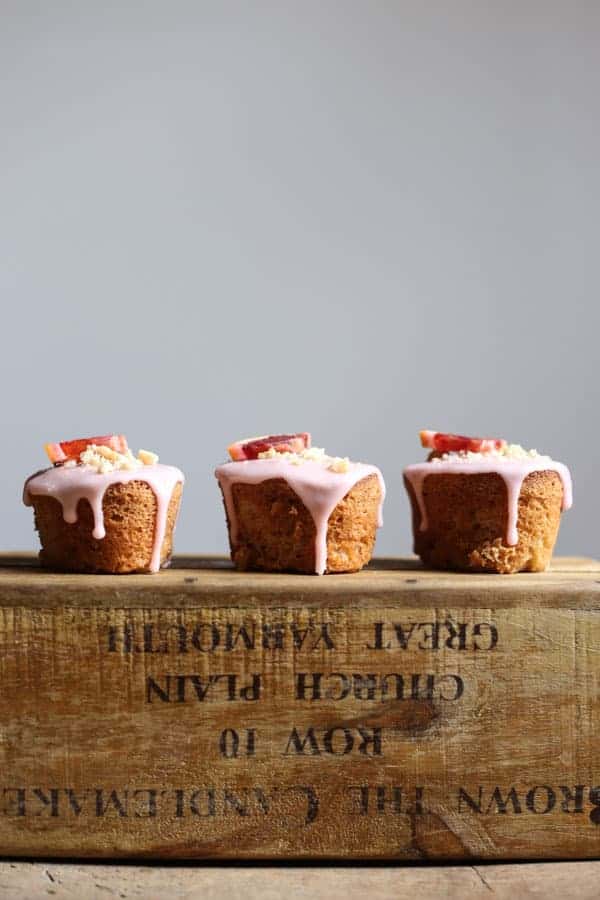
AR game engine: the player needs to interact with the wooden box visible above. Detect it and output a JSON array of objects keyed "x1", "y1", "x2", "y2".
[{"x1": 1, "y1": 554, "x2": 599, "y2": 860}]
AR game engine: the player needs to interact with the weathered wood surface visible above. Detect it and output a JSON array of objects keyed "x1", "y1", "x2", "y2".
[
  {"x1": 1, "y1": 861, "x2": 600, "y2": 900},
  {"x1": 1, "y1": 555, "x2": 600, "y2": 860}
]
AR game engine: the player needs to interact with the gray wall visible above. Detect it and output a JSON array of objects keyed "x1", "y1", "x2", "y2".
[{"x1": 1, "y1": 2, "x2": 598, "y2": 559}]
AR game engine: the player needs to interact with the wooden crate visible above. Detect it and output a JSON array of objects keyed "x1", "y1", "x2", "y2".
[{"x1": 1, "y1": 553, "x2": 599, "y2": 860}]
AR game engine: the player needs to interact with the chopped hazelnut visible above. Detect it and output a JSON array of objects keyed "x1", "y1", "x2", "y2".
[{"x1": 138, "y1": 449, "x2": 159, "y2": 466}]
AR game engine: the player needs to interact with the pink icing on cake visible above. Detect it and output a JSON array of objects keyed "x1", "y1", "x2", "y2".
[
  {"x1": 215, "y1": 458, "x2": 385, "y2": 575},
  {"x1": 23, "y1": 464, "x2": 184, "y2": 572},
  {"x1": 403, "y1": 456, "x2": 572, "y2": 547}
]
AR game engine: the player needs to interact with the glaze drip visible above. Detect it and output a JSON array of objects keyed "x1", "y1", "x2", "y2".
[
  {"x1": 215, "y1": 458, "x2": 385, "y2": 575},
  {"x1": 403, "y1": 457, "x2": 572, "y2": 547},
  {"x1": 23, "y1": 464, "x2": 184, "y2": 572}
]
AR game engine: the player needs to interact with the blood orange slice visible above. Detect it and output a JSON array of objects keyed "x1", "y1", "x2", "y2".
[
  {"x1": 419, "y1": 430, "x2": 506, "y2": 454},
  {"x1": 44, "y1": 434, "x2": 129, "y2": 464},
  {"x1": 228, "y1": 433, "x2": 311, "y2": 461}
]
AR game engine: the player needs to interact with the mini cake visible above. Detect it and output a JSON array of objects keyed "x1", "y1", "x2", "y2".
[
  {"x1": 23, "y1": 435, "x2": 184, "y2": 574},
  {"x1": 403, "y1": 430, "x2": 573, "y2": 574},
  {"x1": 215, "y1": 433, "x2": 385, "y2": 574}
]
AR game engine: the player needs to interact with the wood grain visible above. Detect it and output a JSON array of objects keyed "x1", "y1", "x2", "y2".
[
  {"x1": 1, "y1": 554, "x2": 599, "y2": 860},
  {"x1": 2, "y1": 861, "x2": 600, "y2": 900}
]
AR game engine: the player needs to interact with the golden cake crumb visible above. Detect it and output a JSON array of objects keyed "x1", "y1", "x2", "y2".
[
  {"x1": 221, "y1": 474, "x2": 382, "y2": 574},
  {"x1": 404, "y1": 469, "x2": 564, "y2": 574},
  {"x1": 30, "y1": 481, "x2": 183, "y2": 574}
]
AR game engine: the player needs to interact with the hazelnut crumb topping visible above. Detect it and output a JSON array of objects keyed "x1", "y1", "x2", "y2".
[
  {"x1": 78, "y1": 445, "x2": 160, "y2": 474},
  {"x1": 257, "y1": 446, "x2": 352, "y2": 473},
  {"x1": 430, "y1": 444, "x2": 552, "y2": 464}
]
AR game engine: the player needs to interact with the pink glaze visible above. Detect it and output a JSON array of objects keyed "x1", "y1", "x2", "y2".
[
  {"x1": 23, "y1": 464, "x2": 184, "y2": 573},
  {"x1": 403, "y1": 457, "x2": 572, "y2": 547},
  {"x1": 215, "y1": 458, "x2": 386, "y2": 575}
]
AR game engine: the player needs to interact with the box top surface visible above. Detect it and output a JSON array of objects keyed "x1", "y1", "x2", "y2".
[{"x1": 0, "y1": 554, "x2": 598, "y2": 609}]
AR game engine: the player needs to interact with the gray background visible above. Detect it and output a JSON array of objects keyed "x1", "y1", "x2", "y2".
[{"x1": 1, "y1": 2, "x2": 598, "y2": 559}]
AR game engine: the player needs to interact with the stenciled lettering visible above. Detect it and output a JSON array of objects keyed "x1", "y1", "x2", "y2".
[
  {"x1": 367, "y1": 620, "x2": 498, "y2": 652},
  {"x1": 0, "y1": 786, "x2": 319, "y2": 825},
  {"x1": 295, "y1": 672, "x2": 463, "y2": 702},
  {"x1": 283, "y1": 727, "x2": 382, "y2": 757},
  {"x1": 458, "y1": 785, "x2": 600, "y2": 823},
  {"x1": 146, "y1": 673, "x2": 261, "y2": 703},
  {"x1": 108, "y1": 621, "x2": 336, "y2": 654}
]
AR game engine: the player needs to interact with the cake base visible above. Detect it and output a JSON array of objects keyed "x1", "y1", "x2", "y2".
[
  {"x1": 222, "y1": 473, "x2": 382, "y2": 574},
  {"x1": 0, "y1": 553, "x2": 598, "y2": 860},
  {"x1": 30, "y1": 481, "x2": 183, "y2": 573},
  {"x1": 405, "y1": 470, "x2": 564, "y2": 574}
]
